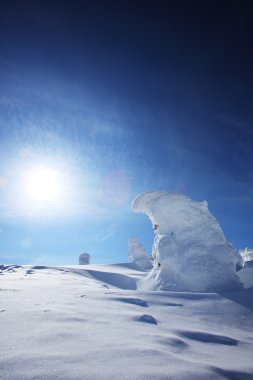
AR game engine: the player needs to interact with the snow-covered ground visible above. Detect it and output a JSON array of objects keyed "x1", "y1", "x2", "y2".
[{"x1": 1, "y1": 263, "x2": 253, "y2": 380}]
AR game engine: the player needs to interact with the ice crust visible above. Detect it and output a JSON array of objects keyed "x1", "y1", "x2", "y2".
[
  {"x1": 132, "y1": 191, "x2": 242, "y2": 292},
  {"x1": 128, "y1": 237, "x2": 152, "y2": 270}
]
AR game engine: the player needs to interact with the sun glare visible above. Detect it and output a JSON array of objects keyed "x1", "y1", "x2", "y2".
[
  {"x1": 11, "y1": 157, "x2": 89, "y2": 219},
  {"x1": 23, "y1": 166, "x2": 62, "y2": 204}
]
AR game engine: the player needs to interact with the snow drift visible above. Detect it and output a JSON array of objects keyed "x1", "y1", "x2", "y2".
[
  {"x1": 132, "y1": 191, "x2": 242, "y2": 292},
  {"x1": 1, "y1": 264, "x2": 253, "y2": 380}
]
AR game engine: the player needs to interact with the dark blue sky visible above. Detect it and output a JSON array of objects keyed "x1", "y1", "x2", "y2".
[{"x1": 0, "y1": 1, "x2": 253, "y2": 264}]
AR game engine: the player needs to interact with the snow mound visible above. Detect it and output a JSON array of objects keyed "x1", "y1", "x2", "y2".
[
  {"x1": 132, "y1": 191, "x2": 242, "y2": 292},
  {"x1": 79, "y1": 253, "x2": 90, "y2": 265},
  {"x1": 128, "y1": 237, "x2": 152, "y2": 270}
]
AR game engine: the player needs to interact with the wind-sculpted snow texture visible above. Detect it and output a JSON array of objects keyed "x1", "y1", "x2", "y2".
[
  {"x1": 1, "y1": 264, "x2": 253, "y2": 380},
  {"x1": 128, "y1": 237, "x2": 152, "y2": 270},
  {"x1": 132, "y1": 191, "x2": 242, "y2": 292}
]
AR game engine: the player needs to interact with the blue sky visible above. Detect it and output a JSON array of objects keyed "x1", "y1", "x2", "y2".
[{"x1": 0, "y1": 1, "x2": 253, "y2": 265}]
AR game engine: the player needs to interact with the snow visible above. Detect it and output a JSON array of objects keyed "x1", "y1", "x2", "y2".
[
  {"x1": 238, "y1": 261, "x2": 253, "y2": 289},
  {"x1": 79, "y1": 253, "x2": 90, "y2": 265},
  {"x1": 240, "y1": 247, "x2": 253, "y2": 263},
  {"x1": 1, "y1": 263, "x2": 253, "y2": 379},
  {"x1": 132, "y1": 191, "x2": 242, "y2": 292},
  {"x1": 128, "y1": 237, "x2": 152, "y2": 270}
]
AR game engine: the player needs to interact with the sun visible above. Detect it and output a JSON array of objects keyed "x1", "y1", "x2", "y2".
[
  {"x1": 24, "y1": 166, "x2": 62, "y2": 203},
  {"x1": 16, "y1": 160, "x2": 76, "y2": 219}
]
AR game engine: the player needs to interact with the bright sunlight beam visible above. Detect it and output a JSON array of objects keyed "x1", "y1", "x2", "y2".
[
  {"x1": 25, "y1": 167, "x2": 61, "y2": 203},
  {"x1": 19, "y1": 164, "x2": 68, "y2": 217},
  {"x1": 7, "y1": 154, "x2": 96, "y2": 220}
]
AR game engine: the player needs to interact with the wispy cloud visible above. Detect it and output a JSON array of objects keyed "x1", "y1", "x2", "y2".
[{"x1": 90, "y1": 223, "x2": 119, "y2": 243}]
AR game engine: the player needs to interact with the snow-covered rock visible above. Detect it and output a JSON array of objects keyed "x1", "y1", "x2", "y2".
[
  {"x1": 128, "y1": 237, "x2": 152, "y2": 270},
  {"x1": 79, "y1": 253, "x2": 90, "y2": 265},
  {"x1": 132, "y1": 191, "x2": 242, "y2": 292}
]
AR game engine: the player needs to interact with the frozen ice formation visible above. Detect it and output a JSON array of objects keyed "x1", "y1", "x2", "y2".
[
  {"x1": 128, "y1": 237, "x2": 152, "y2": 270},
  {"x1": 132, "y1": 191, "x2": 242, "y2": 292},
  {"x1": 239, "y1": 247, "x2": 253, "y2": 263},
  {"x1": 79, "y1": 253, "x2": 90, "y2": 265}
]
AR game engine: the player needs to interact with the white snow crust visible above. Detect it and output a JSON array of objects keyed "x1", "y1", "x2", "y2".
[
  {"x1": 0, "y1": 263, "x2": 253, "y2": 380},
  {"x1": 128, "y1": 237, "x2": 152, "y2": 270},
  {"x1": 132, "y1": 191, "x2": 242, "y2": 292}
]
